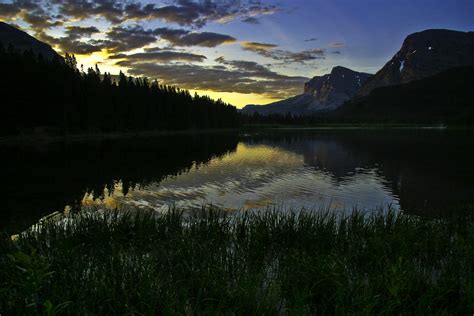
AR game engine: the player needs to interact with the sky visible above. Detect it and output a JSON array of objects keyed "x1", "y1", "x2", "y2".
[{"x1": 0, "y1": 0, "x2": 472, "y2": 108}]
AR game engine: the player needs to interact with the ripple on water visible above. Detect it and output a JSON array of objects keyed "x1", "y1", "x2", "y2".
[{"x1": 87, "y1": 141, "x2": 403, "y2": 213}]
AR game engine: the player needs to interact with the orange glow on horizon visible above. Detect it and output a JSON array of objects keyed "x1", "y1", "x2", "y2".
[
  {"x1": 71, "y1": 53, "x2": 280, "y2": 108},
  {"x1": 189, "y1": 90, "x2": 279, "y2": 108}
]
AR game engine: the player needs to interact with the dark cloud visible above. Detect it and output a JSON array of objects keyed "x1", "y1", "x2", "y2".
[
  {"x1": 35, "y1": 25, "x2": 103, "y2": 55},
  {"x1": 36, "y1": 28, "x2": 106, "y2": 55},
  {"x1": 0, "y1": 3, "x2": 21, "y2": 18},
  {"x1": 126, "y1": 2, "x2": 204, "y2": 26},
  {"x1": 105, "y1": 25, "x2": 158, "y2": 52},
  {"x1": 52, "y1": 0, "x2": 124, "y2": 23},
  {"x1": 102, "y1": 26, "x2": 236, "y2": 52},
  {"x1": 124, "y1": 0, "x2": 280, "y2": 28},
  {"x1": 143, "y1": 46, "x2": 166, "y2": 53},
  {"x1": 214, "y1": 56, "x2": 290, "y2": 80},
  {"x1": 0, "y1": 1, "x2": 43, "y2": 19},
  {"x1": 304, "y1": 38, "x2": 318, "y2": 42},
  {"x1": 90, "y1": 1, "x2": 124, "y2": 23},
  {"x1": 241, "y1": 17, "x2": 260, "y2": 24},
  {"x1": 2, "y1": 2, "x2": 63, "y2": 32},
  {"x1": 176, "y1": 31, "x2": 236, "y2": 47},
  {"x1": 241, "y1": 42, "x2": 326, "y2": 64},
  {"x1": 151, "y1": 27, "x2": 236, "y2": 47},
  {"x1": 57, "y1": 40, "x2": 104, "y2": 55},
  {"x1": 39, "y1": 0, "x2": 280, "y2": 28},
  {"x1": 328, "y1": 42, "x2": 345, "y2": 48},
  {"x1": 241, "y1": 41, "x2": 278, "y2": 54},
  {"x1": 273, "y1": 48, "x2": 326, "y2": 63},
  {"x1": 2, "y1": 0, "x2": 280, "y2": 30},
  {"x1": 1, "y1": 0, "x2": 277, "y2": 54},
  {"x1": 21, "y1": 11, "x2": 62, "y2": 30},
  {"x1": 4, "y1": 14, "x2": 235, "y2": 54},
  {"x1": 110, "y1": 51, "x2": 207, "y2": 64},
  {"x1": 121, "y1": 56, "x2": 308, "y2": 99},
  {"x1": 332, "y1": 51, "x2": 342, "y2": 54},
  {"x1": 65, "y1": 26, "x2": 100, "y2": 38}
]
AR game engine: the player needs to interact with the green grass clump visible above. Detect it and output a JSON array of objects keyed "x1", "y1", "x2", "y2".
[{"x1": 1, "y1": 208, "x2": 473, "y2": 315}]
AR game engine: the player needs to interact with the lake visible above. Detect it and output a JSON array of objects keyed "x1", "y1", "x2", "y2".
[{"x1": 2, "y1": 129, "x2": 474, "y2": 233}]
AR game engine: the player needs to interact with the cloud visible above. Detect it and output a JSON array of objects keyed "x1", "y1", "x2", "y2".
[
  {"x1": 241, "y1": 42, "x2": 326, "y2": 64},
  {"x1": 1, "y1": 2, "x2": 62, "y2": 32},
  {"x1": 110, "y1": 51, "x2": 207, "y2": 64},
  {"x1": 100, "y1": 26, "x2": 236, "y2": 52},
  {"x1": 0, "y1": 3, "x2": 21, "y2": 18},
  {"x1": 35, "y1": 25, "x2": 104, "y2": 54},
  {"x1": 53, "y1": 0, "x2": 124, "y2": 23},
  {"x1": 65, "y1": 26, "x2": 100, "y2": 38},
  {"x1": 120, "y1": 56, "x2": 309, "y2": 100},
  {"x1": 241, "y1": 41, "x2": 278, "y2": 54},
  {"x1": 329, "y1": 42, "x2": 345, "y2": 48},
  {"x1": 0, "y1": 1, "x2": 44, "y2": 20},
  {"x1": 51, "y1": 0, "x2": 280, "y2": 28},
  {"x1": 273, "y1": 48, "x2": 326, "y2": 63},
  {"x1": 241, "y1": 17, "x2": 260, "y2": 24},
  {"x1": 105, "y1": 25, "x2": 158, "y2": 52},
  {"x1": 2, "y1": 0, "x2": 281, "y2": 29},
  {"x1": 168, "y1": 32, "x2": 235, "y2": 47},
  {"x1": 36, "y1": 30, "x2": 106, "y2": 55},
  {"x1": 21, "y1": 11, "x2": 63, "y2": 30},
  {"x1": 132, "y1": 0, "x2": 280, "y2": 27},
  {"x1": 304, "y1": 38, "x2": 318, "y2": 42},
  {"x1": 154, "y1": 27, "x2": 236, "y2": 47},
  {"x1": 214, "y1": 56, "x2": 288, "y2": 80},
  {"x1": 1, "y1": 1, "x2": 275, "y2": 54}
]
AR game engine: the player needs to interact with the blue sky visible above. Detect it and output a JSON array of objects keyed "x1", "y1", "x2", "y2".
[{"x1": 1, "y1": 0, "x2": 472, "y2": 107}]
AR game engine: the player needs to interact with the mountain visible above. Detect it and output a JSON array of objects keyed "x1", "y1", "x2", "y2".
[
  {"x1": 358, "y1": 29, "x2": 474, "y2": 96},
  {"x1": 242, "y1": 66, "x2": 372, "y2": 116},
  {"x1": 333, "y1": 66, "x2": 474, "y2": 124},
  {"x1": 0, "y1": 22, "x2": 59, "y2": 60}
]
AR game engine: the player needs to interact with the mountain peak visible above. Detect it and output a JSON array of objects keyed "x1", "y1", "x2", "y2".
[
  {"x1": 405, "y1": 28, "x2": 473, "y2": 39},
  {"x1": 0, "y1": 22, "x2": 59, "y2": 60},
  {"x1": 331, "y1": 66, "x2": 355, "y2": 73},
  {"x1": 358, "y1": 29, "x2": 474, "y2": 96},
  {"x1": 242, "y1": 66, "x2": 373, "y2": 115}
]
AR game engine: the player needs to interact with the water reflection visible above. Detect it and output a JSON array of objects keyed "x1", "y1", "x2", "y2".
[
  {"x1": 2, "y1": 129, "x2": 473, "y2": 233},
  {"x1": 98, "y1": 142, "x2": 399, "y2": 212},
  {"x1": 0, "y1": 133, "x2": 239, "y2": 232}
]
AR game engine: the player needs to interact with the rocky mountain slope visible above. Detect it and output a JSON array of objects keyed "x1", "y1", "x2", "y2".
[
  {"x1": 0, "y1": 22, "x2": 59, "y2": 60},
  {"x1": 242, "y1": 66, "x2": 372, "y2": 115},
  {"x1": 334, "y1": 66, "x2": 474, "y2": 124},
  {"x1": 358, "y1": 29, "x2": 474, "y2": 96}
]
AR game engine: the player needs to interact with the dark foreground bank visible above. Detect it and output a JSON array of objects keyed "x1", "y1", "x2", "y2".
[{"x1": 1, "y1": 208, "x2": 473, "y2": 314}]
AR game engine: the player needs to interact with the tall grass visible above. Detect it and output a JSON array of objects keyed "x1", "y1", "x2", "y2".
[{"x1": 1, "y1": 207, "x2": 473, "y2": 314}]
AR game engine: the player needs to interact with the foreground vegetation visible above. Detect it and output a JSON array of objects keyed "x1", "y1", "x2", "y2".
[{"x1": 1, "y1": 208, "x2": 474, "y2": 314}]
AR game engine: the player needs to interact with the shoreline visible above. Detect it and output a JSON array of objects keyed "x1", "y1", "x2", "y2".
[
  {"x1": 0, "y1": 124, "x2": 468, "y2": 146},
  {"x1": 0, "y1": 128, "x2": 240, "y2": 146}
]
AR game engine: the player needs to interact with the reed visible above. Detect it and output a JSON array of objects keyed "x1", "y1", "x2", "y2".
[{"x1": 1, "y1": 207, "x2": 473, "y2": 314}]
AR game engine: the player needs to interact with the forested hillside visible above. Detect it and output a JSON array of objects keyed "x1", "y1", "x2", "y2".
[
  {"x1": 0, "y1": 45, "x2": 239, "y2": 136},
  {"x1": 334, "y1": 66, "x2": 474, "y2": 125}
]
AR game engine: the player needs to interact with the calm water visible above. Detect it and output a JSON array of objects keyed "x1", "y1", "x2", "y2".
[{"x1": 2, "y1": 129, "x2": 474, "y2": 232}]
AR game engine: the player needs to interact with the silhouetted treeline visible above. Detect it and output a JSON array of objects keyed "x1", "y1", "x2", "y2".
[
  {"x1": 240, "y1": 112, "x2": 325, "y2": 126},
  {"x1": 0, "y1": 45, "x2": 239, "y2": 135}
]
